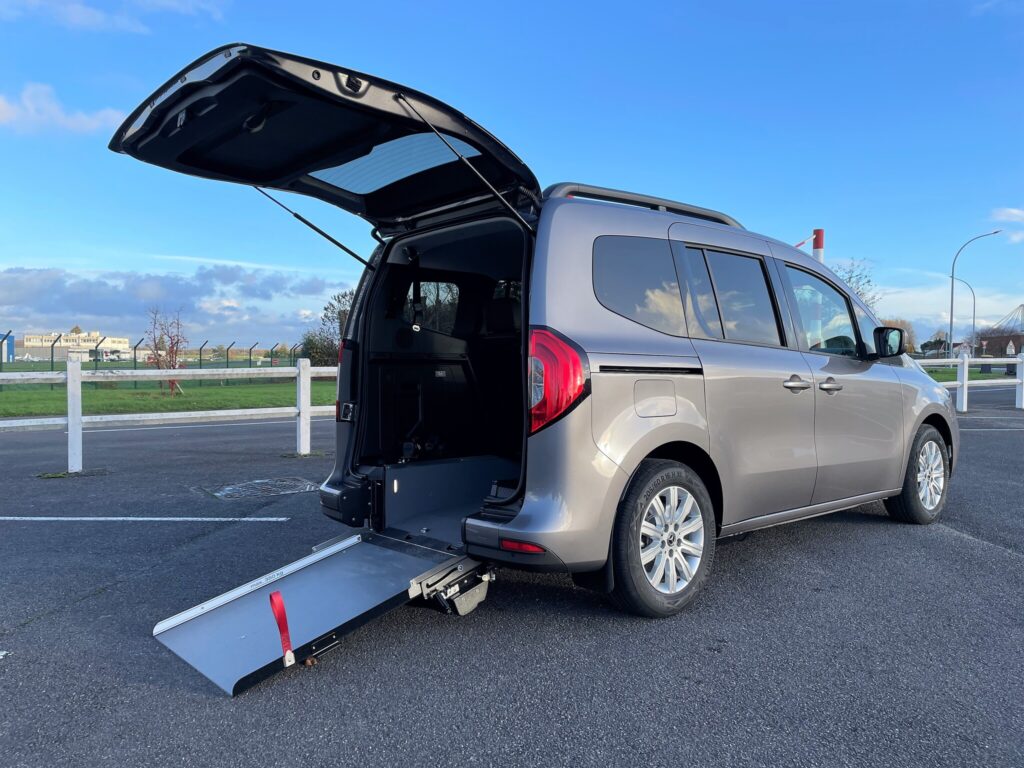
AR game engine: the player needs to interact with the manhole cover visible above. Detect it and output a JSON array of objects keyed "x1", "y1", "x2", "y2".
[{"x1": 205, "y1": 477, "x2": 318, "y2": 500}]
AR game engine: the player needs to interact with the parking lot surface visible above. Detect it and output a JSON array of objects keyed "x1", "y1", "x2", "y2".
[{"x1": 1, "y1": 390, "x2": 1022, "y2": 767}]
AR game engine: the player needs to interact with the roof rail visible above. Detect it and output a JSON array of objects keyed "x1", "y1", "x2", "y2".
[{"x1": 543, "y1": 183, "x2": 743, "y2": 229}]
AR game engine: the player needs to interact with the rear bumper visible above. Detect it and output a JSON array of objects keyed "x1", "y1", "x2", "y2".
[
  {"x1": 464, "y1": 400, "x2": 627, "y2": 573},
  {"x1": 464, "y1": 542, "x2": 568, "y2": 572},
  {"x1": 319, "y1": 482, "x2": 341, "y2": 511}
]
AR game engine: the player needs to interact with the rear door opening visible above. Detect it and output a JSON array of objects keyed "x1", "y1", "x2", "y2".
[
  {"x1": 350, "y1": 217, "x2": 530, "y2": 547},
  {"x1": 112, "y1": 43, "x2": 544, "y2": 694}
]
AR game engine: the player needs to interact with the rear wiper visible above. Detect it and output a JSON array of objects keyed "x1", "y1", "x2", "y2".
[
  {"x1": 394, "y1": 93, "x2": 536, "y2": 236},
  {"x1": 254, "y1": 187, "x2": 372, "y2": 268}
]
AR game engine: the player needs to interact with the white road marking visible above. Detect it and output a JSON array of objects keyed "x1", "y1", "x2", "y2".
[
  {"x1": 0, "y1": 651, "x2": 8, "y2": 660},
  {"x1": 70, "y1": 418, "x2": 333, "y2": 434},
  {"x1": 0, "y1": 516, "x2": 291, "y2": 522}
]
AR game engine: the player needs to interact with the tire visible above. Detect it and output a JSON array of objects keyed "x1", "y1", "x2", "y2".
[
  {"x1": 610, "y1": 459, "x2": 716, "y2": 618},
  {"x1": 884, "y1": 425, "x2": 949, "y2": 525}
]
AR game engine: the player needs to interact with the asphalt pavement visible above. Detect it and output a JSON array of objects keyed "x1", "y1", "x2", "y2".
[{"x1": 0, "y1": 391, "x2": 1021, "y2": 767}]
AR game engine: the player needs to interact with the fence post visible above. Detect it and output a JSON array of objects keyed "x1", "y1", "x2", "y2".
[
  {"x1": 296, "y1": 358, "x2": 311, "y2": 455},
  {"x1": 956, "y1": 353, "x2": 969, "y2": 413},
  {"x1": 67, "y1": 359, "x2": 83, "y2": 473},
  {"x1": 1017, "y1": 354, "x2": 1024, "y2": 410}
]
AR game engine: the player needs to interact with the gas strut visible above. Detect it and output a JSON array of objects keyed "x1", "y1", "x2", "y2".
[
  {"x1": 394, "y1": 93, "x2": 536, "y2": 236},
  {"x1": 254, "y1": 187, "x2": 372, "y2": 268}
]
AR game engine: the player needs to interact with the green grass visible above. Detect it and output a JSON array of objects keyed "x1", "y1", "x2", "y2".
[
  {"x1": 0, "y1": 380, "x2": 336, "y2": 419},
  {"x1": 925, "y1": 367, "x2": 1012, "y2": 383},
  {"x1": 2, "y1": 364, "x2": 1010, "y2": 418},
  {"x1": 0, "y1": 359, "x2": 287, "y2": 373}
]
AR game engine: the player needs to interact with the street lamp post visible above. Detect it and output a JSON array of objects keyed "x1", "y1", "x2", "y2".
[
  {"x1": 953, "y1": 276, "x2": 976, "y2": 357},
  {"x1": 949, "y1": 230, "x2": 1001, "y2": 357}
]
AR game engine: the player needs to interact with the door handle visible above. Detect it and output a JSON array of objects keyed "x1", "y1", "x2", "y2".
[
  {"x1": 783, "y1": 375, "x2": 812, "y2": 391},
  {"x1": 818, "y1": 377, "x2": 843, "y2": 393}
]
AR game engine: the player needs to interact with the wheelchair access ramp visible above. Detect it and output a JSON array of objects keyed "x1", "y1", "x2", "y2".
[{"x1": 153, "y1": 532, "x2": 489, "y2": 695}]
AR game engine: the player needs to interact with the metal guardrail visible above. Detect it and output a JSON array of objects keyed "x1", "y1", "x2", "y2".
[
  {"x1": 0, "y1": 359, "x2": 336, "y2": 472},
  {"x1": 917, "y1": 353, "x2": 1024, "y2": 413}
]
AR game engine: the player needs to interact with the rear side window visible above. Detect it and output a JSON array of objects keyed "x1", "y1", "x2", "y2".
[
  {"x1": 403, "y1": 281, "x2": 459, "y2": 335},
  {"x1": 785, "y1": 267, "x2": 858, "y2": 357},
  {"x1": 703, "y1": 250, "x2": 782, "y2": 346},
  {"x1": 593, "y1": 236, "x2": 685, "y2": 336}
]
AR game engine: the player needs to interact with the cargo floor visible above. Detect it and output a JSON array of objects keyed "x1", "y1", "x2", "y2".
[{"x1": 385, "y1": 502, "x2": 480, "y2": 549}]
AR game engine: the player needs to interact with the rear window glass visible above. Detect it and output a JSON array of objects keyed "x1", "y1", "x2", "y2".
[
  {"x1": 403, "y1": 281, "x2": 459, "y2": 335},
  {"x1": 703, "y1": 251, "x2": 781, "y2": 346},
  {"x1": 310, "y1": 133, "x2": 480, "y2": 194},
  {"x1": 592, "y1": 236, "x2": 685, "y2": 336}
]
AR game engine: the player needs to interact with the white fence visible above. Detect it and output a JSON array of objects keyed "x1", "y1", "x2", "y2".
[
  {"x1": 918, "y1": 353, "x2": 1024, "y2": 413},
  {"x1": 0, "y1": 359, "x2": 336, "y2": 472}
]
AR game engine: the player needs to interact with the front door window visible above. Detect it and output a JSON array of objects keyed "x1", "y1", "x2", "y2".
[{"x1": 785, "y1": 268, "x2": 858, "y2": 357}]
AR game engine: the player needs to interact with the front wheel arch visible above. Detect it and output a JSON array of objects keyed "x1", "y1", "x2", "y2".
[{"x1": 922, "y1": 413, "x2": 955, "y2": 472}]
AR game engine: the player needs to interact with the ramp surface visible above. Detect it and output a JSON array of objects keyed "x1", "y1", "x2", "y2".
[{"x1": 154, "y1": 533, "x2": 454, "y2": 695}]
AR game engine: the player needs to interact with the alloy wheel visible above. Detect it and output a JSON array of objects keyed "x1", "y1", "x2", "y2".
[
  {"x1": 916, "y1": 440, "x2": 945, "y2": 511},
  {"x1": 639, "y1": 485, "x2": 704, "y2": 594}
]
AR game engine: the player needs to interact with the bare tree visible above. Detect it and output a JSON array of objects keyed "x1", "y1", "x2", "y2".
[
  {"x1": 145, "y1": 307, "x2": 189, "y2": 395},
  {"x1": 832, "y1": 259, "x2": 881, "y2": 312},
  {"x1": 880, "y1": 317, "x2": 917, "y2": 353},
  {"x1": 320, "y1": 289, "x2": 357, "y2": 336},
  {"x1": 300, "y1": 289, "x2": 357, "y2": 367}
]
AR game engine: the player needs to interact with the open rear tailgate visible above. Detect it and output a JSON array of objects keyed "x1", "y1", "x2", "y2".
[
  {"x1": 109, "y1": 44, "x2": 539, "y2": 234},
  {"x1": 154, "y1": 533, "x2": 460, "y2": 695}
]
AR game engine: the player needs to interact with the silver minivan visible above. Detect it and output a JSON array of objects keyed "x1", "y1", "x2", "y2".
[{"x1": 113, "y1": 44, "x2": 958, "y2": 693}]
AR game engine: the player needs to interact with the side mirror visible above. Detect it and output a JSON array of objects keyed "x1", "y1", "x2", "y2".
[{"x1": 873, "y1": 326, "x2": 906, "y2": 358}]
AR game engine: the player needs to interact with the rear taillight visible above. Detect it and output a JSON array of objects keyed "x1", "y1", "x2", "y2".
[
  {"x1": 500, "y1": 538, "x2": 546, "y2": 554},
  {"x1": 528, "y1": 328, "x2": 588, "y2": 434}
]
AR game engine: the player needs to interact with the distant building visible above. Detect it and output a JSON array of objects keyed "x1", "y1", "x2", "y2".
[{"x1": 22, "y1": 331, "x2": 132, "y2": 361}]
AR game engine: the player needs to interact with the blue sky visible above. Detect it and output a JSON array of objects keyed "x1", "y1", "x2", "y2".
[{"x1": 1, "y1": 0, "x2": 1022, "y2": 345}]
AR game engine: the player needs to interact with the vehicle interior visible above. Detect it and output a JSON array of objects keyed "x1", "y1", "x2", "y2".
[{"x1": 355, "y1": 217, "x2": 529, "y2": 545}]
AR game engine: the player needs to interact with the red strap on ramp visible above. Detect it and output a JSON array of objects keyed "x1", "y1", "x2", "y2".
[{"x1": 269, "y1": 590, "x2": 296, "y2": 668}]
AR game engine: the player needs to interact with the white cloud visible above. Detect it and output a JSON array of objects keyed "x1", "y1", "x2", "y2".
[
  {"x1": 1008, "y1": 231, "x2": 1024, "y2": 244},
  {"x1": 0, "y1": 82, "x2": 124, "y2": 133},
  {"x1": 972, "y1": 0, "x2": 1023, "y2": 14},
  {"x1": 1, "y1": 265, "x2": 348, "y2": 343},
  {"x1": 992, "y1": 207, "x2": 1024, "y2": 223},
  {"x1": 0, "y1": 0, "x2": 226, "y2": 32},
  {"x1": 874, "y1": 276, "x2": 1024, "y2": 341},
  {"x1": 131, "y1": 0, "x2": 224, "y2": 20},
  {"x1": 0, "y1": 1, "x2": 148, "y2": 31}
]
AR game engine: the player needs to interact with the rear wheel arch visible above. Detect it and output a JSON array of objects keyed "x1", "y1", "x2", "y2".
[
  {"x1": 573, "y1": 440, "x2": 722, "y2": 595},
  {"x1": 641, "y1": 442, "x2": 723, "y2": 533}
]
